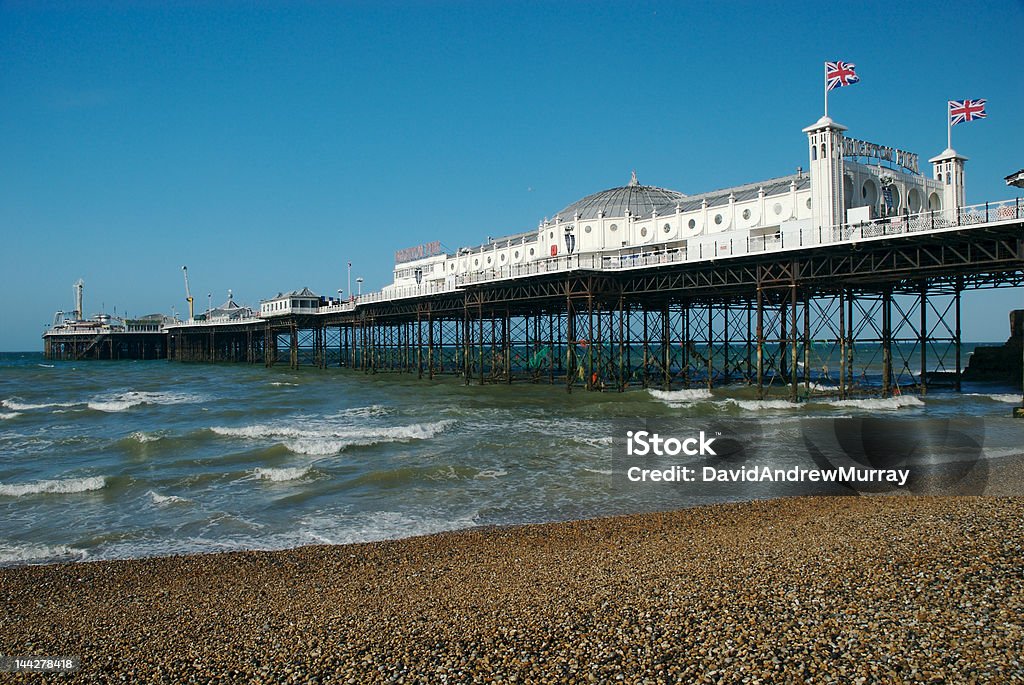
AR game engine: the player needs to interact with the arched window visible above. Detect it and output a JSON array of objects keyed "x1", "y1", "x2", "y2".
[{"x1": 811, "y1": 146, "x2": 817, "y2": 161}]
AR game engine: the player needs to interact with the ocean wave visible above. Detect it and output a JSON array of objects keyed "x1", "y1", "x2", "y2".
[
  {"x1": 0, "y1": 412, "x2": 21, "y2": 420},
  {"x1": 147, "y1": 490, "x2": 190, "y2": 505},
  {"x1": 583, "y1": 467, "x2": 614, "y2": 475},
  {"x1": 129, "y1": 431, "x2": 164, "y2": 443},
  {"x1": 576, "y1": 436, "x2": 614, "y2": 447},
  {"x1": 727, "y1": 399, "x2": 801, "y2": 410},
  {"x1": 253, "y1": 466, "x2": 313, "y2": 482},
  {"x1": 0, "y1": 475, "x2": 106, "y2": 497},
  {"x1": 295, "y1": 509, "x2": 479, "y2": 547},
  {"x1": 821, "y1": 396, "x2": 924, "y2": 410},
  {"x1": 2, "y1": 398, "x2": 80, "y2": 411},
  {"x1": 0, "y1": 543, "x2": 87, "y2": 565},
  {"x1": 649, "y1": 388, "x2": 714, "y2": 404},
  {"x1": 212, "y1": 419, "x2": 456, "y2": 455},
  {"x1": 88, "y1": 391, "x2": 206, "y2": 413},
  {"x1": 334, "y1": 404, "x2": 393, "y2": 419},
  {"x1": 964, "y1": 393, "x2": 1022, "y2": 404},
  {"x1": 269, "y1": 381, "x2": 297, "y2": 387},
  {"x1": 475, "y1": 469, "x2": 508, "y2": 479}
]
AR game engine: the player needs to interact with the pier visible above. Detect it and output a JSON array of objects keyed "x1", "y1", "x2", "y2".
[
  {"x1": 43, "y1": 108, "x2": 1024, "y2": 401},
  {"x1": 143, "y1": 200, "x2": 1023, "y2": 399}
]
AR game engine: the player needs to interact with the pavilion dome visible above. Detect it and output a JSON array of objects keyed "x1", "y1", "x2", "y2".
[{"x1": 554, "y1": 172, "x2": 686, "y2": 222}]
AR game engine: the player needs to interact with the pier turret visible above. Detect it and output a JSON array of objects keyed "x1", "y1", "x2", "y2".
[{"x1": 803, "y1": 116, "x2": 847, "y2": 230}]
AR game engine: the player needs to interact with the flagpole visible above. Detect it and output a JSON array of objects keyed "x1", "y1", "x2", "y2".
[
  {"x1": 947, "y1": 102, "x2": 952, "y2": 149},
  {"x1": 824, "y1": 63, "x2": 829, "y2": 118}
]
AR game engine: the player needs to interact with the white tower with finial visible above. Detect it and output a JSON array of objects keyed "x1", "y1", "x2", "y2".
[
  {"x1": 803, "y1": 115, "x2": 847, "y2": 230},
  {"x1": 928, "y1": 147, "x2": 966, "y2": 215}
]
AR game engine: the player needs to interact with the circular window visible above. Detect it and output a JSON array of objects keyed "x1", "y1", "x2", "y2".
[
  {"x1": 806, "y1": 198, "x2": 812, "y2": 209},
  {"x1": 473, "y1": 258, "x2": 479, "y2": 267},
  {"x1": 663, "y1": 223, "x2": 671, "y2": 233},
  {"x1": 486, "y1": 256, "x2": 492, "y2": 265},
  {"x1": 714, "y1": 214, "x2": 723, "y2": 225},
  {"x1": 584, "y1": 225, "x2": 592, "y2": 233},
  {"x1": 688, "y1": 219, "x2": 696, "y2": 229},
  {"x1": 640, "y1": 227, "x2": 648, "y2": 237},
  {"x1": 500, "y1": 254, "x2": 506, "y2": 262},
  {"x1": 609, "y1": 224, "x2": 618, "y2": 232},
  {"x1": 529, "y1": 248, "x2": 535, "y2": 256},
  {"x1": 742, "y1": 209, "x2": 751, "y2": 220},
  {"x1": 450, "y1": 264, "x2": 455, "y2": 271},
  {"x1": 514, "y1": 250, "x2": 520, "y2": 258},
  {"x1": 774, "y1": 203, "x2": 782, "y2": 215},
  {"x1": 549, "y1": 231, "x2": 554, "y2": 239}
]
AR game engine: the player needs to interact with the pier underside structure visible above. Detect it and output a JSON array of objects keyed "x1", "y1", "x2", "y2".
[
  {"x1": 158, "y1": 216, "x2": 1024, "y2": 399},
  {"x1": 43, "y1": 331, "x2": 165, "y2": 361}
]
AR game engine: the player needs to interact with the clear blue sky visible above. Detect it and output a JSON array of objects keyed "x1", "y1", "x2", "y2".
[{"x1": 1, "y1": 1, "x2": 1021, "y2": 351}]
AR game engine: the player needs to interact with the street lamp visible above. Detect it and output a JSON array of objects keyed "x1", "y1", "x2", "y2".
[
  {"x1": 356, "y1": 277, "x2": 364, "y2": 297},
  {"x1": 207, "y1": 293, "x2": 212, "y2": 316},
  {"x1": 337, "y1": 288, "x2": 343, "y2": 305},
  {"x1": 347, "y1": 262, "x2": 352, "y2": 300}
]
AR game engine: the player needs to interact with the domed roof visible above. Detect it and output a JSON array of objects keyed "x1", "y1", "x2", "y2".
[{"x1": 555, "y1": 172, "x2": 686, "y2": 222}]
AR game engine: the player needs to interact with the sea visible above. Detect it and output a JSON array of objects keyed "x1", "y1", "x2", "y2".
[{"x1": 1, "y1": 349, "x2": 1021, "y2": 567}]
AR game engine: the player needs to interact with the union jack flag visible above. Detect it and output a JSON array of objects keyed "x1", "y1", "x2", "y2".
[
  {"x1": 949, "y1": 99, "x2": 986, "y2": 126},
  {"x1": 825, "y1": 61, "x2": 859, "y2": 91}
]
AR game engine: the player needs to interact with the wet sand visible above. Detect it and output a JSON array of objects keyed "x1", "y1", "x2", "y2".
[{"x1": 2, "y1": 495, "x2": 1022, "y2": 683}]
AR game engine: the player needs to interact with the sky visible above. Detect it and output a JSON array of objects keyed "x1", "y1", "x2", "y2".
[{"x1": 1, "y1": 0, "x2": 1022, "y2": 351}]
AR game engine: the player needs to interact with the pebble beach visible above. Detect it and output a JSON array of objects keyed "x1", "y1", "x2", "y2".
[{"x1": 2, "y1": 495, "x2": 1022, "y2": 683}]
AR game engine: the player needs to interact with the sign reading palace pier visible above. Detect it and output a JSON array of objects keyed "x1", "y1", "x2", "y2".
[
  {"x1": 842, "y1": 138, "x2": 919, "y2": 174},
  {"x1": 395, "y1": 240, "x2": 443, "y2": 264}
]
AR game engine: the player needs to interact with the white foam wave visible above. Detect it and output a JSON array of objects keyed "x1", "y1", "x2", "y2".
[
  {"x1": 822, "y1": 396, "x2": 924, "y2": 410},
  {"x1": 253, "y1": 466, "x2": 313, "y2": 482},
  {"x1": 583, "y1": 467, "x2": 614, "y2": 475},
  {"x1": 2, "y1": 399, "x2": 79, "y2": 411},
  {"x1": 269, "y1": 381, "x2": 297, "y2": 386},
  {"x1": 475, "y1": 469, "x2": 508, "y2": 479},
  {"x1": 147, "y1": 490, "x2": 189, "y2": 505},
  {"x1": 129, "y1": 431, "x2": 164, "y2": 443},
  {"x1": 334, "y1": 404, "x2": 393, "y2": 419},
  {"x1": 0, "y1": 475, "x2": 106, "y2": 497},
  {"x1": 0, "y1": 412, "x2": 20, "y2": 420},
  {"x1": 212, "y1": 419, "x2": 455, "y2": 455},
  {"x1": 294, "y1": 510, "x2": 479, "y2": 547},
  {"x1": 576, "y1": 436, "x2": 614, "y2": 447},
  {"x1": 283, "y1": 439, "x2": 348, "y2": 456},
  {"x1": 89, "y1": 400, "x2": 140, "y2": 412},
  {"x1": 649, "y1": 388, "x2": 714, "y2": 404},
  {"x1": 728, "y1": 399, "x2": 801, "y2": 410},
  {"x1": 88, "y1": 391, "x2": 205, "y2": 413},
  {"x1": 0, "y1": 543, "x2": 86, "y2": 565},
  {"x1": 964, "y1": 393, "x2": 1022, "y2": 404}
]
